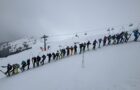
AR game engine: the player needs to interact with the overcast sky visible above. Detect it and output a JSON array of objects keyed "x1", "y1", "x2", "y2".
[{"x1": 0, "y1": 0, "x2": 140, "y2": 42}]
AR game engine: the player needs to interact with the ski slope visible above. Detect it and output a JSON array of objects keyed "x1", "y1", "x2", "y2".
[{"x1": 0, "y1": 41, "x2": 140, "y2": 90}]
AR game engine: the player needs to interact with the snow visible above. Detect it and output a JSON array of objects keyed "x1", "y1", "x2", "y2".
[
  {"x1": 0, "y1": 25, "x2": 140, "y2": 90},
  {"x1": 0, "y1": 40, "x2": 140, "y2": 90}
]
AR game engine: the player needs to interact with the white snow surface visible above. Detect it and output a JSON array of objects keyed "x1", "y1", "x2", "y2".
[{"x1": 0, "y1": 40, "x2": 140, "y2": 90}]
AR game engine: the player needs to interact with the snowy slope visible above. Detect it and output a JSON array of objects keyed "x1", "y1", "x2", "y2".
[
  {"x1": 0, "y1": 42, "x2": 140, "y2": 90},
  {"x1": 0, "y1": 23, "x2": 137, "y2": 58},
  {"x1": 0, "y1": 24, "x2": 139, "y2": 90}
]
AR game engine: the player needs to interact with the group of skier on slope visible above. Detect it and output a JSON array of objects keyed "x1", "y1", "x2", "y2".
[{"x1": 1, "y1": 29, "x2": 140, "y2": 77}]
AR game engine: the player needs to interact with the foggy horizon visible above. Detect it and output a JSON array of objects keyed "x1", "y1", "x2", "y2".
[{"x1": 0, "y1": 0, "x2": 140, "y2": 42}]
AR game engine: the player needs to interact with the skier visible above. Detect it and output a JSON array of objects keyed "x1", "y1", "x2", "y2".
[
  {"x1": 66, "y1": 46, "x2": 70, "y2": 56},
  {"x1": 12, "y1": 64, "x2": 20, "y2": 75},
  {"x1": 87, "y1": 41, "x2": 91, "y2": 50},
  {"x1": 70, "y1": 46, "x2": 74, "y2": 55},
  {"x1": 74, "y1": 44, "x2": 77, "y2": 54},
  {"x1": 56, "y1": 51, "x2": 60, "y2": 60},
  {"x1": 124, "y1": 31, "x2": 131, "y2": 43},
  {"x1": 112, "y1": 34, "x2": 116, "y2": 44},
  {"x1": 27, "y1": 59, "x2": 30, "y2": 70},
  {"x1": 12, "y1": 64, "x2": 16, "y2": 75},
  {"x1": 52, "y1": 52, "x2": 56, "y2": 60},
  {"x1": 2, "y1": 64, "x2": 13, "y2": 76},
  {"x1": 107, "y1": 35, "x2": 112, "y2": 45},
  {"x1": 32, "y1": 57, "x2": 37, "y2": 68},
  {"x1": 120, "y1": 32, "x2": 125, "y2": 43},
  {"x1": 93, "y1": 39, "x2": 98, "y2": 50},
  {"x1": 47, "y1": 45, "x2": 50, "y2": 50},
  {"x1": 103, "y1": 36, "x2": 107, "y2": 46},
  {"x1": 15, "y1": 64, "x2": 20, "y2": 74},
  {"x1": 36, "y1": 56, "x2": 41, "y2": 67},
  {"x1": 98, "y1": 38, "x2": 102, "y2": 48},
  {"x1": 59, "y1": 49, "x2": 63, "y2": 59},
  {"x1": 116, "y1": 34, "x2": 121, "y2": 44},
  {"x1": 47, "y1": 53, "x2": 52, "y2": 63},
  {"x1": 79, "y1": 43, "x2": 83, "y2": 54},
  {"x1": 41, "y1": 54, "x2": 46, "y2": 65},
  {"x1": 83, "y1": 43, "x2": 86, "y2": 52},
  {"x1": 62, "y1": 49, "x2": 66, "y2": 57},
  {"x1": 61, "y1": 49, "x2": 65, "y2": 58},
  {"x1": 21, "y1": 60, "x2": 27, "y2": 72},
  {"x1": 133, "y1": 29, "x2": 140, "y2": 41}
]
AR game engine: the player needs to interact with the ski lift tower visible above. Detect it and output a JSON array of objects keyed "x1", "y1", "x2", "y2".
[
  {"x1": 41, "y1": 35, "x2": 48, "y2": 51},
  {"x1": 82, "y1": 33, "x2": 88, "y2": 68}
]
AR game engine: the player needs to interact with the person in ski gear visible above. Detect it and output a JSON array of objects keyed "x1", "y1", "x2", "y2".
[
  {"x1": 98, "y1": 38, "x2": 102, "y2": 48},
  {"x1": 47, "y1": 45, "x2": 50, "y2": 50},
  {"x1": 41, "y1": 55, "x2": 46, "y2": 65},
  {"x1": 124, "y1": 31, "x2": 131, "y2": 43},
  {"x1": 4, "y1": 64, "x2": 13, "y2": 76},
  {"x1": 93, "y1": 39, "x2": 98, "y2": 50},
  {"x1": 27, "y1": 59, "x2": 30, "y2": 70},
  {"x1": 83, "y1": 42, "x2": 86, "y2": 52},
  {"x1": 119, "y1": 32, "x2": 125, "y2": 43},
  {"x1": 112, "y1": 34, "x2": 116, "y2": 44},
  {"x1": 15, "y1": 64, "x2": 20, "y2": 74},
  {"x1": 56, "y1": 51, "x2": 60, "y2": 60},
  {"x1": 74, "y1": 44, "x2": 77, "y2": 54},
  {"x1": 103, "y1": 36, "x2": 107, "y2": 46},
  {"x1": 116, "y1": 33, "x2": 121, "y2": 44},
  {"x1": 59, "y1": 49, "x2": 63, "y2": 59},
  {"x1": 62, "y1": 49, "x2": 66, "y2": 57},
  {"x1": 79, "y1": 43, "x2": 83, "y2": 54},
  {"x1": 47, "y1": 53, "x2": 52, "y2": 63},
  {"x1": 52, "y1": 52, "x2": 56, "y2": 60},
  {"x1": 87, "y1": 41, "x2": 91, "y2": 50},
  {"x1": 32, "y1": 57, "x2": 37, "y2": 68},
  {"x1": 70, "y1": 46, "x2": 74, "y2": 55},
  {"x1": 60, "y1": 49, "x2": 66, "y2": 58},
  {"x1": 66, "y1": 46, "x2": 70, "y2": 56},
  {"x1": 107, "y1": 35, "x2": 112, "y2": 45},
  {"x1": 133, "y1": 29, "x2": 140, "y2": 41},
  {"x1": 12, "y1": 64, "x2": 20, "y2": 74},
  {"x1": 36, "y1": 56, "x2": 41, "y2": 67},
  {"x1": 21, "y1": 61, "x2": 27, "y2": 72},
  {"x1": 12, "y1": 64, "x2": 16, "y2": 75}
]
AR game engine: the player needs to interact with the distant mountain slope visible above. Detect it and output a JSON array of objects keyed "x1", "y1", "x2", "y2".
[{"x1": 0, "y1": 37, "x2": 37, "y2": 58}]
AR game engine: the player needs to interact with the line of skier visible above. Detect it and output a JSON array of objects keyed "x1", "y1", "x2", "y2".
[{"x1": 1, "y1": 29, "x2": 140, "y2": 77}]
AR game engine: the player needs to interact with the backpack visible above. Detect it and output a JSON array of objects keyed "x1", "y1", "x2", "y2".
[{"x1": 22, "y1": 61, "x2": 26, "y2": 66}]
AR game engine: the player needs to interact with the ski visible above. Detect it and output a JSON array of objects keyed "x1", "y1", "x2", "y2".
[{"x1": 0, "y1": 70, "x2": 6, "y2": 75}]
